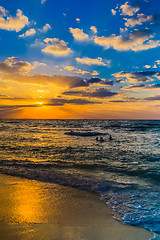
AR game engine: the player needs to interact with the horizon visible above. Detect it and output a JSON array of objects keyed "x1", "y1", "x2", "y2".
[{"x1": 1, "y1": 0, "x2": 160, "y2": 119}]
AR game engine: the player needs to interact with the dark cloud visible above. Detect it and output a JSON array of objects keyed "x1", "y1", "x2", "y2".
[
  {"x1": 109, "y1": 100, "x2": 124, "y2": 103},
  {"x1": 87, "y1": 78, "x2": 102, "y2": 84},
  {"x1": 146, "y1": 83, "x2": 160, "y2": 88},
  {"x1": 62, "y1": 88, "x2": 118, "y2": 98},
  {"x1": 3, "y1": 74, "x2": 89, "y2": 88},
  {"x1": 116, "y1": 78, "x2": 124, "y2": 83},
  {"x1": 144, "y1": 95, "x2": 160, "y2": 100},
  {"x1": 123, "y1": 83, "x2": 160, "y2": 89},
  {"x1": 0, "y1": 97, "x2": 99, "y2": 109},
  {"x1": 45, "y1": 98, "x2": 100, "y2": 106},
  {"x1": 0, "y1": 57, "x2": 32, "y2": 74},
  {"x1": 87, "y1": 78, "x2": 114, "y2": 86},
  {"x1": 113, "y1": 71, "x2": 157, "y2": 83},
  {"x1": 129, "y1": 29, "x2": 152, "y2": 39},
  {"x1": 110, "y1": 97, "x2": 139, "y2": 102}
]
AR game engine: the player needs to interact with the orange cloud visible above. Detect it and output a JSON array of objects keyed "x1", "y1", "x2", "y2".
[
  {"x1": 90, "y1": 26, "x2": 97, "y2": 34},
  {"x1": 19, "y1": 28, "x2": 36, "y2": 38},
  {"x1": 120, "y1": 2, "x2": 139, "y2": 16},
  {"x1": 0, "y1": 57, "x2": 34, "y2": 74},
  {"x1": 94, "y1": 29, "x2": 160, "y2": 51},
  {"x1": 42, "y1": 38, "x2": 71, "y2": 56},
  {"x1": 0, "y1": 7, "x2": 29, "y2": 32},
  {"x1": 69, "y1": 28, "x2": 89, "y2": 41},
  {"x1": 76, "y1": 57, "x2": 109, "y2": 66}
]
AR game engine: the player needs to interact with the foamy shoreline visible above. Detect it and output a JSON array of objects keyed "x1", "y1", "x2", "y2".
[{"x1": 0, "y1": 173, "x2": 153, "y2": 240}]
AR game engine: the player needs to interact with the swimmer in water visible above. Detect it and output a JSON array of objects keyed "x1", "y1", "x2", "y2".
[
  {"x1": 99, "y1": 137, "x2": 104, "y2": 142},
  {"x1": 109, "y1": 134, "x2": 113, "y2": 140}
]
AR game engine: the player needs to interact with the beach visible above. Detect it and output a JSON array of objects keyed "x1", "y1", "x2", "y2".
[{"x1": 0, "y1": 173, "x2": 153, "y2": 240}]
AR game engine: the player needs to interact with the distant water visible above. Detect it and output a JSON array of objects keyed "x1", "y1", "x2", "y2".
[{"x1": 0, "y1": 119, "x2": 159, "y2": 239}]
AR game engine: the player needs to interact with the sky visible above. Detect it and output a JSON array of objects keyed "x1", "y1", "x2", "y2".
[{"x1": 0, "y1": 0, "x2": 160, "y2": 119}]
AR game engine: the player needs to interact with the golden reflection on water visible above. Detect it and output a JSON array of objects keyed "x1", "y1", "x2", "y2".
[{"x1": 0, "y1": 174, "x2": 63, "y2": 224}]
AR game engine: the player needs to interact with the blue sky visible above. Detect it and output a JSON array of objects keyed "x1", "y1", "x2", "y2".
[{"x1": 0, "y1": 0, "x2": 160, "y2": 119}]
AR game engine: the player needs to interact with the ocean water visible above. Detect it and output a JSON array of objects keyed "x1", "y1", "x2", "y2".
[{"x1": 0, "y1": 119, "x2": 159, "y2": 239}]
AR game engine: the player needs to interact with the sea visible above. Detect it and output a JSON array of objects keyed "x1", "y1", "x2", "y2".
[{"x1": 0, "y1": 119, "x2": 159, "y2": 239}]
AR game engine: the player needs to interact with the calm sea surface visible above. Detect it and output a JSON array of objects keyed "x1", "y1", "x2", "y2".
[{"x1": 0, "y1": 119, "x2": 159, "y2": 239}]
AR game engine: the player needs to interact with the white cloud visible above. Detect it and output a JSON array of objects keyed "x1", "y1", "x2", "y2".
[
  {"x1": 41, "y1": 0, "x2": 47, "y2": 4},
  {"x1": 0, "y1": 7, "x2": 29, "y2": 32},
  {"x1": 90, "y1": 26, "x2": 97, "y2": 34},
  {"x1": 42, "y1": 38, "x2": 71, "y2": 56},
  {"x1": 64, "y1": 66, "x2": 75, "y2": 71},
  {"x1": 124, "y1": 14, "x2": 153, "y2": 27},
  {"x1": 39, "y1": 23, "x2": 52, "y2": 32},
  {"x1": 69, "y1": 27, "x2": 89, "y2": 41},
  {"x1": 19, "y1": 28, "x2": 36, "y2": 38},
  {"x1": 94, "y1": 30, "x2": 160, "y2": 52},
  {"x1": 153, "y1": 64, "x2": 157, "y2": 69},
  {"x1": 120, "y1": 2, "x2": 139, "y2": 16},
  {"x1": 74, "y1": 69, "x2": 99, "y2": 76},
  {"x1": 0, "y1": 6, "x2": 8, "y2": 16},
  {"x1": 111, "y1": 9, "x2": 116, "y2": 15},
  {"x1": 76, "y1": 57, "x2": 109, "y2": 66},
  {"x1": 144, "y1": 65, "x2": 151, "y2": 69},
  {"x1": 64, "y1": 65, "x2": 99, "y2": 76}
]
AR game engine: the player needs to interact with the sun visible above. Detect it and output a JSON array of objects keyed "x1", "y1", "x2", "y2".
[{"x1": 37, "y1": 102, "x2": 44, "y2": 105}]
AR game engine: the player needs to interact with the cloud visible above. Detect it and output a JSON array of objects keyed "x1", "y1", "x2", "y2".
[
  {"x1": 87, "y1": 77, "x2": 114, "y2": 86},
  {"x1": 62, "y1": 88, "x2": 118, "y2": 98},
  {"x1": 144, "y1": 65, "x2": 151, "y2": 69},
  {"x1": 90, "y1": 26, "x2": 97, "y2": 34},
  {"x1": 0, "y1": 7, "x2": 29, "y2": 32},
  {"x1": 42, "y1": 38, "x2": 71, "y2": 56},
  {"x1": 45, "y1": 98, "x2": 99, "y2": 106},
  {"x1": 124, "y1": 83, "x2": 160, "y2": 90},
  {"x1": 39, "y1": 23, "x2": 52, "y2": 32},
  {"x1": 124, "y1": 14, "x2": 153, "y2": 27},
  {"x1": 111, "y1": 9, "x2": 117, "y2": 16},
  {"x1": 64, "y1": 66, "x2": 75, "y2": 71},
  {"x1": 76, "y1": 57, "x2": 109, "y2": 66},
  {"x1": 3, "y1": 73, "x2": 89, "y2": 88},
  {"x1": 69, "y1": 27, "x2": 89, "y2": 41},
  {"x1": 76, "y1": 18, "x2": 80, "y2": 22},
  {"x1": 120, "y1": 2, "x2": 139, "y2": 16},
  {"x1": 0, "y1": 104, "x2": 41, "y2": 112},
  {"x1": 0, "y1": 57, "x2": 93, "y2": 88},
  {"x1": 0, "y1": 97, "x2": 98, "y2": 106},
  {"x1": 41, "y1": 0, "x2": 47, "y2": 4},
  {"x1": 0, "y1": 97, "x2": 99, "y2": 112},
  {"x1": 19, "y1": 28, "x2": 36, "y2": 38},
  {"x1": 144, "y1": 95, "x2": 160, "y2": 101},
  {"x1": 0, "y1": 57, "x2": 34, "y2": 74},
  {"x1": 33, "y1": 61, "x2": 47, "y2": 68},
  {"x1": 64, "y1": 65, "x2": 99, "y2": 76},
  {"x1": 94, "y1": 29, "x2": 160, "y2": 51},
  {"x1": 0, "y1": 6, "x2": 8, "y2": 16},
  {"x1": 75, "y1": 69, "x2": 99, "y2": 76},
  {"x1": 113, "y1": 71, "x2": 156, "y2": 83}
]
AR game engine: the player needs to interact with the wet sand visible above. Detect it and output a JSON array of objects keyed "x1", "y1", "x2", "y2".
[{"x1": 0, "y1": 173, "x2": 153, "y2": 240}]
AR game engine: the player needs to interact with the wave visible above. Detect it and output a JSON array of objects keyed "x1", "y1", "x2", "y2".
[{"x1": 0, "y1": 163, "x2": 159, "y2": 237}]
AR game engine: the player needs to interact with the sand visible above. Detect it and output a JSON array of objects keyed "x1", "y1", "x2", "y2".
[{"x1": 0, "y1": 173, "x2": 153, "y2": 240}]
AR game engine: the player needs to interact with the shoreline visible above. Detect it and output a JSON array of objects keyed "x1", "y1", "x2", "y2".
[{"x1": 0, "y1": 173, "x2": 153, "y2": 240}]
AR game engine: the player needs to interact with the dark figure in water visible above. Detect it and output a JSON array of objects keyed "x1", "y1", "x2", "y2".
[
  {"x1": 109, "y1": 134, "x2": 113, "y2": 140},
  {"x1": 96, "y1": 137, "x2": 99, "y2": 141},
  {"x1": 99, "y1": 137, "x2": 104, "y2": 142}
]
